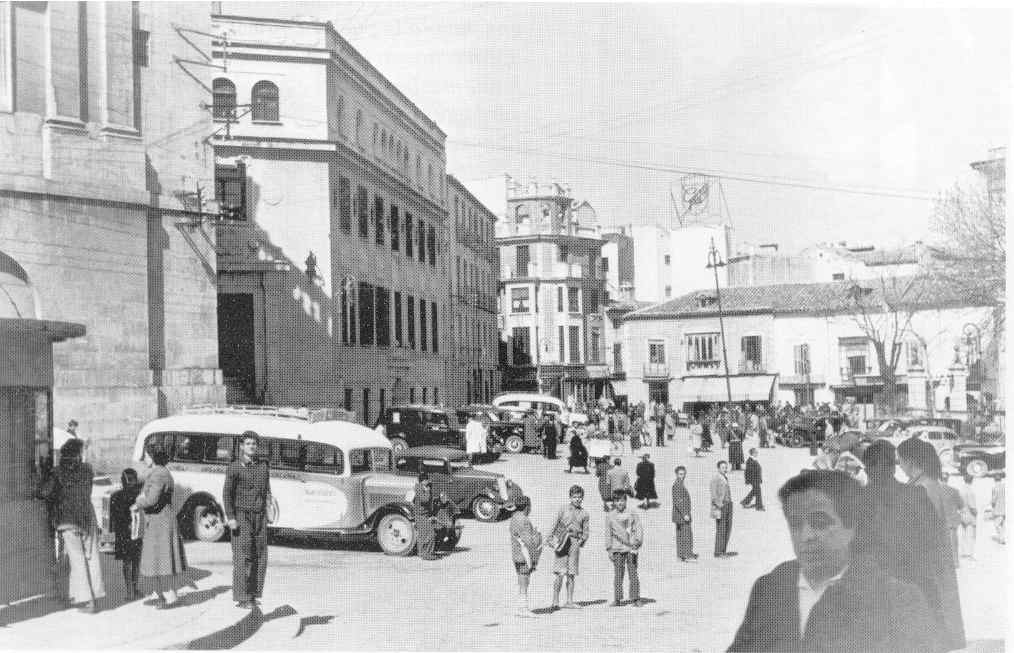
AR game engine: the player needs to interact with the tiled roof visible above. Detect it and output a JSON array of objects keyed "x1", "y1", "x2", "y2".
[{"x1": 625, "y1": 276, "x2": 997, "y2": 320}]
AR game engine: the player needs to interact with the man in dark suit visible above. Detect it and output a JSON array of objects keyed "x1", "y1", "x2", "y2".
[
  {"x1": 671, "y1": 466, "x2": 698, "y2": 562},
  {"x1": 223, "y1": 431, "x2": 272, "y2": 609},
  {"x1": 728, "y1": 470, "x2": 941, "y2": 652},
  {"x1": 861, "y1": 440, "x2": 965, "y2": 651},
  {"x1": 741, "y1": 448, "x2": 764, "y2": 511}
]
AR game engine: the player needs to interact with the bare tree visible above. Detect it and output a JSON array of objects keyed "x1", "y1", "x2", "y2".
[
  {"x1": 846, "y1": 276, "x2": 925, "y2": 415},
  {"x1": 927, "y1": 182, "x2": 1005, "y2": 338}
]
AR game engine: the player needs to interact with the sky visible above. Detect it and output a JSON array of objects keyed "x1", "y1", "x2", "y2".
[{"x1": 224, "y1": 2, "x2": 1009, "y2": 254}]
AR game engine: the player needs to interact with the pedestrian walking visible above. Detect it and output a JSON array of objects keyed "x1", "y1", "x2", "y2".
[
  {"x1": 523, "y1": 411, "x2": 539, "y2": 453},
  {"x1": 728, "y1": 471, "x2": 940, "y2": 652},
  {"x1": 990, "y1": 472, "x2": 1005, "y2": 544},
  {"x1": 710, "y1": 461, "x2": 736, "y2": 558},
  {"x1": 596, "y1": 457, "x2": 613, "y2": 511},
  {"x1": 634, "y1": 453, "x2": 657, "y2": 509},
  {"x1": 35, "y1": 438, "x2": 106, "y2": 613},
  {"x1": 547, "y1": 485, "x2": 590, "y2": 610},
  {"x1": 566, "y1": 432, "x2": 589, "y2": 473},
  {"x1": 465, "y1": 412, "x2": 488, "y2": 464},
  {"x1": 654, "y1": 402, "x2": 667, "y2": 447},
  {"x1": 411, "y1": 472, "x2": 437, "y2": 560},
  {"x1": 509, "y1": 496, "x2": 542, "y2": 618},
  {"x1": 689, "y1": 416, "x2": 703, "y2": 456},
  {"x1": 958, "y1": 473, "x2": 978, "y2": 559},
  {"x1": 664, "y1": 410, "x2": 676, "y2": 444},
  {"x1": 606, "y1": 491, "x2": 643, "y2": 607},
  {"x1": 222, "y1": 431, "x2": 272, "y2": 607},
  {"x1": 757, "y1": 409, "x2": 770, "y2": 448},
  {"x1": 671, "y1": 466, "x2": 697, "y2": 562},
  {"x1": 134, "y1": 442, "x2": 188, "y2": 609},
  {"x1": 728, "y1": 424, "x2": 745, "y2": 471},
  {"x1": 740, "y1": 448, "x2": 764, "y2": 511},
  {"x1": 109, "y1": 468, "x2": 144, "y2": 599},
  {"x1": 542, "y1": 413, "x2": 559, "y2": 459},
  {"x1": 630, "y1": 415, "x2": 644, "y2": 452},
  {"x1": 701, "y1": 415, "x2": 713, "y2": 452},
  {"x1": 607, "y1": 458, "x2": 633, "y2": 500}
]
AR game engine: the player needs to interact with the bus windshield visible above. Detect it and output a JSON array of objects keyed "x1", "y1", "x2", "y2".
[{"x1": 350, "y1": 447, "x2": 392, "y2": 473}]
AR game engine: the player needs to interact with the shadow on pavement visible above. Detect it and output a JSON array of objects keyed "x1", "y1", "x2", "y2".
[
  {"x1": 0, "y1": 558, "x2": 212, "y2": 627},
  {"x1": 140, "y1": 585, "x2": 229, "y2": 609},
  {"x1": 173, "y1": 603, "x2": 297, "y2": 649},
  {"x1": 294, "y1": 614, "x2": 334, "y2": 638},
  {"x1": 963, "y1": 639, "x2": 1005, "y2": 653}
]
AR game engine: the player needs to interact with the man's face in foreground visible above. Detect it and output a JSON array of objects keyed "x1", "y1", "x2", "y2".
[{"x1": 783, "y1": 488, "x2": 854, "y2": 583}]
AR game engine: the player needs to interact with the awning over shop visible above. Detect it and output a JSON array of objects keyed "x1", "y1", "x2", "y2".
[{"x1": 677, "y1": 375, "x2": 776, "y2": 403}]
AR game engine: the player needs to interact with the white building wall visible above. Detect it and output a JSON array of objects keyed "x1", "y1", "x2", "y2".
[{"x1": 667, "y1": 224, "x2": 730, "y2": 298}]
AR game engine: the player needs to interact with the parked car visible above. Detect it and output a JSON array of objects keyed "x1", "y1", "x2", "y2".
[
  {"x1": 884, "y1": 425, "x2": 961, "y2": 469},
  {"x1": 492, "y1": 392, "x2": 589, "y2": 428},
  {"x1": 376, "y1": 405, "x2": 464, "y2": 453},
  {"x1": 91, "y1": 405, "x2": 427, "y2": 556},
  {"x1": 954, "y1": 441, "x2": 1005, "y2": 478},
  {"x1": 454, "y1": 404, "x2": 519, "y2": 455},
  {"x1": 393, "y1": 446, "x2": 523, "y2": 522},
  {"x1": 776, "y1": 415, "x2": 828, "y2": 448}
]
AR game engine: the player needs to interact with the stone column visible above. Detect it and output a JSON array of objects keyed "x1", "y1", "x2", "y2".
[
  {"x1": 907, "y1": 367, "x2": 928, "y2": 413},
  {"x1": 946, "y1": 350, "x2": 968, "y2": 415}
]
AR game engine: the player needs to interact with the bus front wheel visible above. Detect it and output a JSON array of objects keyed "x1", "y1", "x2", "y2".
[{"x1": 377, "y1": 513, "x2": 416, "y2": 556}]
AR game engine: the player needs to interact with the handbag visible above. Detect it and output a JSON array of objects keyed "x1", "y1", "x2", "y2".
[{"x1": 710, "y1": 506, "x2": 722, "y2": 520}]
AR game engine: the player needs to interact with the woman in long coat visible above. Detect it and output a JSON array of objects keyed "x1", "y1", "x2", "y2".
[
  {"x1": 727, "y1": 423, "x2": 745, "y2": 471},
  {"x1": 133, "y1": 443, "x2": 188, "y2": 608},
  {"x1": 634, "y1": 454, "x2": 658, "y2": 508},
  {"x1": 38, "y1": 438, "x2": 106, "y2": 612}
]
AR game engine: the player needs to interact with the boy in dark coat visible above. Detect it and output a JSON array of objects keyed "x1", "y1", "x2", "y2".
[
  {"x1": 109, "y1": 468, "x2": 144, "y2": 599},
  {"x1": 741, "y1": 448, "x2": 764, "y2": 510},
  {"x1": 671, "y1": 466, "x2": 697, "y2": 561}
]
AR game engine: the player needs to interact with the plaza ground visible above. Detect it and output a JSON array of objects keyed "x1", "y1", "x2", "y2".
[{"x1": 1, "y1": 429, "x2": 1007, "y2": 650}]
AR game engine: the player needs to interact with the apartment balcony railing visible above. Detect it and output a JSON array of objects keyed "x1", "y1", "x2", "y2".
[
  {"x1": 686, "y1": 359, "x2": 722, "y2": 372},
  {"x1": 738, "y1": 359, "x2": 766, "y2": 374},
  {"x1": 840, "y1": 365, "x2": 875, "y2": 381},
  {"x1": 643, "y1": 362, "x2": 671, "y2": 379}
]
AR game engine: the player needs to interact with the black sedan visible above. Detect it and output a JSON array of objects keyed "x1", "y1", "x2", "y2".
[
  {"x1": 394, "y1": 446, "x2": 524, "y2": 522},
  {"x1": 455, "y1": 404, "x2": 526, "y2": 455},
  {"x1": 954, "y1": 441, "x2": 1005, "y2": 477}
]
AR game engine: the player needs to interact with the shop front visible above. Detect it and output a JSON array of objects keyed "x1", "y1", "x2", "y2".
[{"x1": 677, "y1": 374, "x2": 777, "y2": 417}]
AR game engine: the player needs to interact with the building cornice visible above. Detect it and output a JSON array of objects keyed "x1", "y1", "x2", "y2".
[
  {"x1": 496, "y1": 234, "x2": 605, "y2": 247},
  {"x1": 447, "y1": 174, "x2": 498, "y2": 221}
]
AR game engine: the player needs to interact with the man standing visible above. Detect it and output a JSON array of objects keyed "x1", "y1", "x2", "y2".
[
  {"x1": 607, "y1": 458, "x2": 633, "y2": 500},
  {"x1": 635, "y1": 453, "x2": 657, "y2": 509},
  {"x1": 654, "y1": 402, "x2": 667, "y2": 447},
  {"x1": 741, "y1": 448, "x2": 764, "y2": 511},
  {"x1": 990, "y1": 471, "x2": 1005, "y2": 544},
  {"x1": 710, "y1": 461, "x2": 736, "y2": 558},
  {"x1": 222, "y1": 431, "x2": 272, "y2": 609},
  {"x1": 606, "y1": 491, "x2": 643, "y2": 607},
  {"x1": 958, "y1": 473, "x2": 978, "y2": 559},
  {"x1": 547, "y1": 485, "x2": 590, "y2": 610},
  {"x1": 728, "y1": 470, "x2": 941, "y2": 652},
  {"x1": 672, "y1": 466, "x2": 698, "y2": 562},
  {"x1": 465, "y1": 412, "x2": 488, "y2": 464},
  {"x1": 542, "y1": 413, "x2": 559, "y2": 459},
  {"x1": 412, "y1": 472, "x2": 438, "y2": 560}
]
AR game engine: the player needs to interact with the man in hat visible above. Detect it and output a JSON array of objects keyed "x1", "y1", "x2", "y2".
[
  {"x1": 412, "y1": 472, "x2": 438, "y2": 560},
  {"x1": 635, "y1": 453, "x2": 657, "y2": 509}
]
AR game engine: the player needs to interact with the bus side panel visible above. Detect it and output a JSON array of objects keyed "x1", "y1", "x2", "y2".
[{"x1": 268, "y1": 471, "x2": 364, "y2": 530}]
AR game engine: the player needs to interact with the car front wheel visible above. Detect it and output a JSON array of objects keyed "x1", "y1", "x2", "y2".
[
  {"x1": 965, "y1": 458, "x2": 989, "y2": 478},
  {"x1": 377, "y1": 513, "x2": 416, "y2": 556},
  {"x1": 389, "y1": 437, "x2": 409, "y2": 453},
  {"x1": 471, "y1": 495, "x2": 501, "y2": 522},
  {"x1": 504, "y1": 435, "x2": 524, "y2": 454}
]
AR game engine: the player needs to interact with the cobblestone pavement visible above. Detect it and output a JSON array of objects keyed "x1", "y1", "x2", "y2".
[{"x1": 229, "y1": 430, "x2": 1009, "y2": 651}]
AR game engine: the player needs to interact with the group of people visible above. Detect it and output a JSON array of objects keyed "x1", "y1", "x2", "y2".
[
  {"x1": 36, "y1": 431, "x2": 274, "y2": 613},
  {"x1": 410, "y1": 473, "x2": 461, "y2": 560},
  {"x1": 509, "y1": 484, "x2": 645, "y2": 617}
]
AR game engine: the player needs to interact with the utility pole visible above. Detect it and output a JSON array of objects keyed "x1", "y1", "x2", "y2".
[{"x1": 706, "y1": 238, "x2": 733, "y2": 404}]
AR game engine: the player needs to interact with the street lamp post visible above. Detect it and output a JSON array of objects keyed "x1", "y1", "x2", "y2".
[{"x1": 706, "y1": 238, "x2": 733, "y2": 405}]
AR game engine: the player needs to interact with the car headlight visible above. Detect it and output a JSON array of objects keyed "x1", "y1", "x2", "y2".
[{"x1": 497, "y1": 477, "x2": 509, "y2": 501}]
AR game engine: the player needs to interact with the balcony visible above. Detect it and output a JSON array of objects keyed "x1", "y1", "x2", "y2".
[
  {"x1": 738, "y1": 359, "x2": 766, "y2": 374},
  {"x1": 643, "y1": 362, "x2": 671, "y2": 379},
  {"x1": 840, "y1": 365, "x2": 874, "y2": 381},
  {"x1": 687, "y1": 359, "x2": 722, "y2": 372}
]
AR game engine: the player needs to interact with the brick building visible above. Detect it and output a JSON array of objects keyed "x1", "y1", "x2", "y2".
[
  {"x1": 210, "y1": 14, "x2": 451, "y2": 425},
  {"x1": 0, "y1": 1, "x2": 224, "y2": 469},
  {"x1": 446, "y1": 175, "x2": 499, "y2": 407}
]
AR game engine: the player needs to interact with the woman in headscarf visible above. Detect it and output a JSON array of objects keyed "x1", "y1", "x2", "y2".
[
  {"x1": 567, "y1": 432, "x2": 589, "y2": 473},
  {"x1": 133, "y1": 442, "x2": 188, "y2": 608},
  {"x1": 37, "y1": 438, "x2": 106, "y2": 612}
]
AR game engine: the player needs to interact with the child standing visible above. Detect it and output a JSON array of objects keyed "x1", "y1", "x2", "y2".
[
  {"x1": 109, "y1": 468, "x2": 144, "y2": 599},
  {"x1": 509, "y1": 495, "x2": 542, "y2": 617}
]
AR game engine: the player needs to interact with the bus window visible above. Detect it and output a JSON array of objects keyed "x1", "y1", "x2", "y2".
[
  {"x1": 349, "y1": 449, "x2": 368, "y2": 474},
  {"x1": 368, "y1": 448, "x2": 392, "y2": 471},
  {"x1": 304, "y1": 442, "x2": 343, "y2": 474},
  {"x1": 268, "y1": 438, "x2": 304, "y2": 470},
  {"x1": 175, "y1": 435, "x2": 206, "y2": 462},
  {"x1": 144, "y1": 433, "x2": 175, "y2": 459},
  {"x1": 211, "y1": 436, "x2": 236, "y2": 463}
]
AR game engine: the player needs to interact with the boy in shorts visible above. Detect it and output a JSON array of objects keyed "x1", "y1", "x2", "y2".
[
  {"x1": 547, "y1": 485, "x2": 591, "y2": 610},
  {"x1": 509, "y1": 495, "x2": 542, "y2": 617}
]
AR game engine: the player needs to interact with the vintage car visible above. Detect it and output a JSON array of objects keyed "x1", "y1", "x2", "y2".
[
  {"x1": 883, "y1": 425, "x2": 962, "y2": 469},
  {"x1": 375, "y1": 405, "x2": 465, "y2": 453},
  {"x1": 393, "y1": 446, "x2": 523, "y2": 522},
  {"x1": 954, "y1": 441, "x2": 1006, "y2": 477},
  {"x1": 455, "y1": 404, "x2": 524, "y2": 455},
  {"x1": 91, "y1": 406, "x2": 435, "y2": 557},
  {"x1": 492, "y1": 392, "x2": 589, "y2": 428}
]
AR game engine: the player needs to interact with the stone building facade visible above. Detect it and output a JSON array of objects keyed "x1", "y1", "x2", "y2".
[
  {"x1": 0, "y1": 1, "x2": 224, "y2": 469},
  {"x1": 446, "y1": 175, "x2": 499, "y2": 407},
  {"x1": 210, "y1": 14, "x2": 450, "y2": 426},
  {"x1": 497, "y1": 178, "x2": 613, "y2": 405}
]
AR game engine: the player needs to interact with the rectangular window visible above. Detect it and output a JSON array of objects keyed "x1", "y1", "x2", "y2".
[
  {"x1": 407, "y1": 295, "x2": 416, "y2": 349},
  {"x1": 427, "y1": 225, "x2": 436, "y2": 266},
  {"x1": 613, "y1": 342, "x2": 623, "y2": 372},
  {"x1": 649, "y1": 341, "x2": 666, "y2": 364},
  {"x1": 433, "y1": 388, "x2": 439, "y2": 405},
  {"x1": 356, "y1": 186, "x2": 369, "y2": 237},
  {"x1": 686, "y1": 333, "x2": 720, "y2": 370},
  {"x1": 664, "y1": 254, "x2": 671, "y2": 265},
  {"x1": 431, "y1": 301, "x2": 438, "y2": 353},
  {"x1": 590, "y1": 327, "x2": 601, "y2": 363},
  {"x1": 511, "y1": 327, "x2": 531, "y2": 366},
  {"x1": 359, "y1": 283, "x2": 374, "y2": 345},
  {"x1": 215, "y1": 164, "x2": 247, "y2": 221},
  {"x1": 341, "y1": 279, "x2": 357, "y2": 345},
  {"x1": 516, "y1": 245, "x2": 530, "y2": 277},
  {"x1": 405, "y1": 213, "x2": 414, "y2": 257},
  {"x1": 907, "y1": 341, "x2": 923, "y2": 369},
  {"x1": 793, "y1": 344, "x2": 811, "y2": 376},
  {"x1": 741, "y1": 336, "x2": 763, "y2": 372},
  {"x1": 133, "y1": 29, "x2": 150, "y2": 67},
  {"x1": 557, "y1": 287, "x2": 564, "y2": 312},
  {"x1": 390, "y1": 206, "x2": 400, "y2": 251},
  {"x1": 584, "y1": 289, "x2": 599, "y2": 313},
  {"x1": 568, "y1": 326, "x2": 581, "y2": 363},
  {"x1": 422, "y1": 388, "x2": 428, "y2": 403},
  {"x1": 510, "y1": 287, "x2": 530, "y2": 313},
  {"x1": 378, "y1": 389, "x2": 386, "y2": 420},
  {"x1": 344, "y1": 388, "x2": 353, "y2": 411},
  {"x1": 567, "y1": 287, "x2": 580, "y2": 313},
  {"x1": 339, "y1": 176, "x2": 352, "y2": 233},
  {"x1": 363, "y1": 388, "x2": 371, "y2": 426},
  {"x1": 558, "y1": 245, "x2": 568, "y2": 263},
  {"x1": 559, "y1": 325, "x2": 565, "y2": 362},
  {"x1": 419, "y1": 299, "x2": 428, "y2": 352},
  {"x1": 456, "y1": 258, "x2": 462, "y2": 294},
  {"x1": 374, "y1": 196, "x2": 385, "y2": 245},
  {"x1": 394, "y1": 292, "x2": 403, "y2": 346},
  {"x1": 601, "y1": 258, "x2": 609, "y2": 272},
  {"x1": 417, "y1": 221, "x2": 426, "y2": 263},
  {"x1": 410, "y1": 388, "x2": 415, "y2": 403},
  {"x1": 375, "y1": 287, "x2": 390, "y2": 346}
]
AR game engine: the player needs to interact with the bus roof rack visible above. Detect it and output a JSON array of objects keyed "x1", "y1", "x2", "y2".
[{"x1": 179, "y1": 404, "x2": 360, "y2": 424}]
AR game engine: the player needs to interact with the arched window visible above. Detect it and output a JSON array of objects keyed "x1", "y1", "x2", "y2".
[
  {"x1": 403, "y1": 149, "x2": 409, "y2": 171},
  {"x1": 336, "y1": 96, "x2": 345, "y2": 137},
  {"x1": 355, "y1": 110, "x2": 363, "y2": 144},
  {"x1": 212, "y1": 78, "x2": 236, "y2": 120},
  {"x1": 427, "y1": 163, "x2": 433, "y2": 192},
  {"x1": 416, "y1": 154, "x2": 422, "y2": 182},
  {"x1": 251, "y1": 81, "x2": 279, "y2": 121},
  {"x1": 380, "y1": 128, "x2": 387, "y2": 154}
]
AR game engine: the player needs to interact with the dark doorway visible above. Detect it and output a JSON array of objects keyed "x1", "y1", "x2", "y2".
[
  {"x1": 218, "y1": 293, "x2": 257, "y2": 403},
  {"x1": 647, "y1": 381, "x2": 669, "y2": 406}
]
